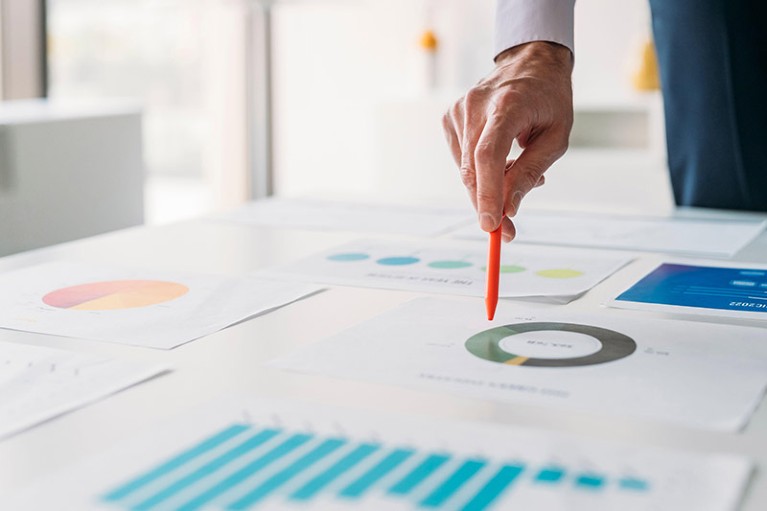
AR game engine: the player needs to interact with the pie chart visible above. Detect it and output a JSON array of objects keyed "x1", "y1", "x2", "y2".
[
  {"x1": 465, "y1": 322, "x2": 636, "y2": 367},
  {"x1": 43, "y1": 280, "x2": 189, "y2": 311}
]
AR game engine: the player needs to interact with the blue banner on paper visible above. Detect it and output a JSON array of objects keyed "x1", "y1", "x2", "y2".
[{"x1": 616, "y1": 263, "x2": 767, "y2": 313}]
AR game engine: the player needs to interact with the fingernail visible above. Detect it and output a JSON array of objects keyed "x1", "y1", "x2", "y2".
[
  {"x1": 479, "y1": 213, "x2": 497, "y2": 232},
  {"x1": 502, "y1": 233, "x2": 513, "y2": 243}
]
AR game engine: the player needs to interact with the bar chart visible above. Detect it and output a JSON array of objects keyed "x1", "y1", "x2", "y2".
[
  {"x1": 100, "y1": 422, "x2": 653, "y2": 510},
  {"x1": 7, "y1": 398, "x2": 748, "y2": 511}
]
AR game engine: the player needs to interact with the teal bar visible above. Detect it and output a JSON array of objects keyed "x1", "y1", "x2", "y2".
[
  {"x1": 534, "y1": 467, "x2": 566, "y2": 484},
  {"x1": 227, "y1": 438, "x2": 347, "y2": 509},
  {"x1": 388, "y1": 454, "x2": 450, "y2": 496},
  {"x1": 460, "y1": 464, "x2": 524, "y2": 511},
  {"x1": 575, "y1": 474, "x2": 605, "y2": 490},
  {"x1": 102, "y1": 424, "x2": 249, "y2": 502},
  {"x1": 175, "y1": 433, "x2": 313, "y2": 511},
  {"x1": 289, "y1": 443, "x2": 379, "y2": 501},
  {"x1": 419, "y1": 459, "x2": 487, "y2": 508},
  {"x1": 619, "y1": 478, "x2": 650, "y2": 491},
  {"x1": 131, "y1": 428, "x2": 280, "y2": 510},
  {"x1": 340, "y1": 448, "x2": 414, "y2": 498}
]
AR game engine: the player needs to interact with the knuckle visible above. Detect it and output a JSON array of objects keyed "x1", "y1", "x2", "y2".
[
  {"x1": 464, "y1": 86, "x2": 488, "y2": 106},
  {"x1": 459, "y1": 165, "x2": 477, "y2": 188},
  {"x1": 495, "y1": 90, "x2": 518, "y2": 111},
  {"x1": 474, "y1": 143, "x2": 495, "y2": 165}
]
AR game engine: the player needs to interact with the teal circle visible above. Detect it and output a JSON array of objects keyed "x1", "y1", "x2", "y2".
[
  {"x1": 377, "y1": 256, "x2": 420, "y2": 266},
  {"x1": 327, "y1": 252, "x2": 370, "y2": 262},
  {"x1": 427, "y1": 260, "x2": 473, "y2": 269}
]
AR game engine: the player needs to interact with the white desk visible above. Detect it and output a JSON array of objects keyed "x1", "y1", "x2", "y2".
[{"x1": 0, "y1": 217, "x2": 766, "y2": 509}]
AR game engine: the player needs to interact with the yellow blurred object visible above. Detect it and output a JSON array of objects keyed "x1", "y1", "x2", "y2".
[
  {"x1": 419, "y1": 29, "x2": 438, "y2": 52},
  {"x1": 632, "y1": 39, "x2": 660, "y2": 91}
]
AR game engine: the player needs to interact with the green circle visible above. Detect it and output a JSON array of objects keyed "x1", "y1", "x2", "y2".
[
  {"x1": 465, "y1": 322, "x2": 636, "y2": 368},
  {"x1": 427, "y1": 260, "x2": 473, "y2": 270},
  {"x1": 536, "y1": 269, "x2": 583, "y2": 279},
  {"x1": 481, "y1": 265, "x2": 526, "y2": 273}
]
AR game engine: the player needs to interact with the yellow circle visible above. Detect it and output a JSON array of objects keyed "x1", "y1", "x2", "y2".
[{"x1": 536, "y1": 269, "x2": 583, "y2": 279}]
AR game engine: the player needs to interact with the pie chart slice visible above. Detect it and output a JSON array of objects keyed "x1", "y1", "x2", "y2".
[{"x1": 43, "y1": 280, "x2": 189, "y2": 311}]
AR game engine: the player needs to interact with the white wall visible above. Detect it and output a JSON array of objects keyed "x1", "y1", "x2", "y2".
[{"x1": 270, "y1": 0, "x2": 658, "y2": 201}]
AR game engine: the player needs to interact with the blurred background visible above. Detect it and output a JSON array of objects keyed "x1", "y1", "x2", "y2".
[{"x1": 1, "y1": 0, "x2": 669, "y2": 255}]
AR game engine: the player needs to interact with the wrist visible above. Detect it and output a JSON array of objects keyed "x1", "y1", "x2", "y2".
[{"x1": 495, "y1": 41, "x2": 573, "y2": 70}]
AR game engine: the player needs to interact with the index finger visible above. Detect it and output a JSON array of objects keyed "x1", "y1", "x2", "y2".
[{"x1": 473, "y1": 110, "x2": 520, "y2": 231}]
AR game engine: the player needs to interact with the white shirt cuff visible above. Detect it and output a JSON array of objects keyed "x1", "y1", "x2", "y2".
[{"x1": 495, "y1": 0, "x2": 575, "y2": 59}]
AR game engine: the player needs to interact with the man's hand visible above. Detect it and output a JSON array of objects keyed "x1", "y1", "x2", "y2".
[{"x1": 442, "y1": 41, "x2": 573, "y2": 241}]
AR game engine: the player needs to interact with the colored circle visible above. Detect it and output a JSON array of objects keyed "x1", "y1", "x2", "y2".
[
  {"x1": 376, "y1": 256, "x2": 420, "y2": 266},
  {"x1": 427, "y1": 260, "x2": 473, "y2": 270},
  {"x1": 327, "y1": 252, "x2": 370, "y2": 262},
  {"x1": 43, "y1": 280, "x2": 189, "y2": 311},
  {"x1": 481, "y1": 265, "x2": 527, "y2": 273},
  {"x1": 536, "y1": 269, "x2": 583, "y2": 279},
  {"x1": 465, "y1": 322, "x2": 636, "y2": 367}
]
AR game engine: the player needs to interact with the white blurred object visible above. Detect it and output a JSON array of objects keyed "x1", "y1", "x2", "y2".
[{"x1": 0, "y1": 99, "x2": 145, "y2": 256}]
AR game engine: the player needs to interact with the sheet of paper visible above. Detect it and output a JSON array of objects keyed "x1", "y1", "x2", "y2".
[
  {"x1": 261, "y1": 240, "x2": 632, "y2": 303},
  {"x1": 0, "y1": 340, "x2": 167, "y2": 440},
  {"x1": 449, "y1": 211, "x2": 766, "y2": 257},
  {"x1": 5, "y1": 397, "x2": 751, "y2": 511},
  {"x1": 274, "y1": 297, "x2": 767, "y2": 432},
  {"x1": 0, "y1": 262, "x2": 321, "y2": 349},
  {"x1": 609, "y1": 261, "x2": 767, "y2": 320},
  {"x1": 215, "y1": 197, "x2": 474, "y2": 237}
]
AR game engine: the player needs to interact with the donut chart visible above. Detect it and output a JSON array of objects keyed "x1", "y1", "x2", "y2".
[
  {"x1": 43, "y1": 280, "x2": 189, "y2": 311},
  {"x1": 465, "y1": 322, "x2": 636, "y2": 367}
]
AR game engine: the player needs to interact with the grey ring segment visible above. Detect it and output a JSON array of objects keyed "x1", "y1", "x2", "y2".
[{"x1": 465, "y1": 322, "x2": 637, "y2": 367}]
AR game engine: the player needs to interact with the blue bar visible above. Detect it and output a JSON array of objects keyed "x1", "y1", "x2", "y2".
[
  {"x1": 102, "y1": 424, "x2": 249, "y2": 502},
  {"x1": 575, "y1": 474, "x2": 605, "y2": 490},
  {"x1": 289, "y1": 443, "x2": 379, "y2": 501},
  {"x1": 388, "y1": 454, "x2": 450, "y2": 496},
  {"x1": 227, "y1": 438, "x2": 347, "y2": 509},
  {"x1": 619, "y1": 478, "x2": 650, "y2": 491},
  {"x1": 534, "y1": 467, "x2": 566, "y2": 484},
  {"x1": 132, "y1": 429, "x2": 281, "y2": 510},
  {"x1": 175, "y1": 433, "x2": 313, "y2": 511},
  {"x1": 460, "y1": 464, "x2": 524, "y2": 511},
  {"x1": 339, "y1": 448, "x2": 415, "y2": 498},
  {"x1": 419, "y1": 459, "x2": 487, "y2": 508}
]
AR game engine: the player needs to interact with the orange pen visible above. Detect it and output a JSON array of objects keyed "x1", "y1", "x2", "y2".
[{"x1": 485, "y1": 226, "x2": 502, "y2": 320}]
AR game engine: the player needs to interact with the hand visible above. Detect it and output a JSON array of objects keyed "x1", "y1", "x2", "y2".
[{"x1": 443, "y1": 41, "x2": 573, "y2": 241}]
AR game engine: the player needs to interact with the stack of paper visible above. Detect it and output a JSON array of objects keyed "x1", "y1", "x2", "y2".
[
  {"x1": 450, "y1": 211, "x2": 766, "y2": 257},
  {"x1": 0, "y1": 340, "x2": 167, "y2": 440}
]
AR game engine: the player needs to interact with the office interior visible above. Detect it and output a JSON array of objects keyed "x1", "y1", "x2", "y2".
[{"x1": 1, "y1": 1, "x2": 766, "y2": 510}]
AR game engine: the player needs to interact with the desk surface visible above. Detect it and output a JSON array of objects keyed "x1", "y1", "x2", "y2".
[{"x1": 1, "y1": 216, "x2": 766, "y2": 509}]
